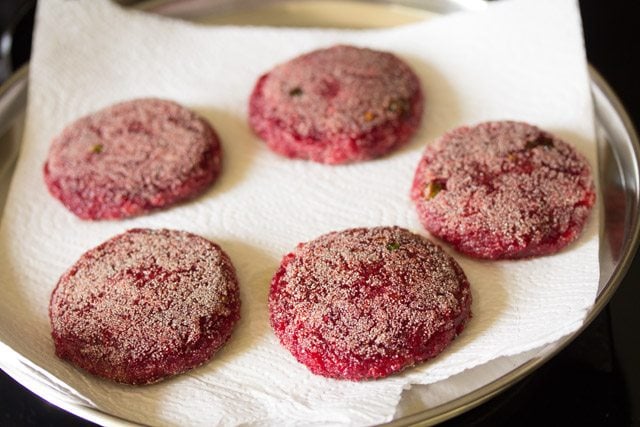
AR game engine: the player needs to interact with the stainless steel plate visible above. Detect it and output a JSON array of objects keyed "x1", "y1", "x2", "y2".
[{"x1": 0, "y1": 1, "x2": 638, "y2": 425}]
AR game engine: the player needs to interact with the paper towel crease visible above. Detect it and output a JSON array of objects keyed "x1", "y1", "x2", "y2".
[{"x1": 0, "y1": 0, "x2": 598, "y2": 425}]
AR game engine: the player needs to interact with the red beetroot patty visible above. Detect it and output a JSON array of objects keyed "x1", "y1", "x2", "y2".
[
  {"x1": 269, "y1": 226, "x2": 471, "y2": 381},
  {"x1": 49, "y1": 228, "x2": 240, "y2": 385},
  {"x1": 249, "y1": 45, "x2": 424, "y2": 164},
  {"x1": 411, "y1": 121, "x2": 596, "y2": 259},
  {"x1": 44, "y1": 98, "x2": 221, "y2": 220}
]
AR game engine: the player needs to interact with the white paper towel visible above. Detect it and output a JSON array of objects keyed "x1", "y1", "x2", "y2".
[{"x1": 0, "y1": 0, "x2": 598, "y2": 425}]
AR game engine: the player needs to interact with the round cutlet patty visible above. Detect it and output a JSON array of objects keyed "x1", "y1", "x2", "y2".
[
  {"x1": 44, "y1": 98, "x2": 221, "y2": 220},
  {"x1": 249, "y1": 45, "x2": 424, "y2": 164},
  {"x1": 269, "y1": 226, "x2": 471, "y2": 381},
  {"x1": 411, "y1": 121, "x2": 596, "y2": 259},
  {"x1": 49, "y1": 229, "x2": 240, "y2": 385}
]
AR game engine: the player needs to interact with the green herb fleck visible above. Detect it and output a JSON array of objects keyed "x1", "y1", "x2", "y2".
[
  {"x1": 289, "y1": 87, "x2": 303, "y2": 97},
  {"x1": 424, "y1": 181, "x2": 443, "y2": 200},
  {"x1": 386, "y1": 242, "x2": 400, "y2": 251},
  {"x1": 90, "y1": 144, "x2": 104, "y2": 154},
  {"x1": 387, "y1": 98, "x2": 410, "y2": 116},
  {"x1": 525, "y1": 136, "x2": 554, "y2": 150}
]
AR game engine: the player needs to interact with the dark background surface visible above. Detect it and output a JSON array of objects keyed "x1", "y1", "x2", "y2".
[{"x1": 0, "y1": 1, "x2": 639, "y2": 426}]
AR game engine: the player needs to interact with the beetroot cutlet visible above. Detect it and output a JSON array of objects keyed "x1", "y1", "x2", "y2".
[
  {"x1": 49, "y1": 228, "x2": 240, "y2": 385},
  {"x1": 269, "y1": 226, "x2": 471, "y2": 381},
  {"x1": 249, "y1": 45, "x2": 424, "y2": 164},
  {"x1": 411, "y1": 121, "x2": 596, "y2": 259},
  {"x1": 44, "y1": 98, "x2": 221, "y2": 220}
]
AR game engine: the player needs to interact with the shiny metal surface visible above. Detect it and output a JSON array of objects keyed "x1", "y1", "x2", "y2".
[
  {"x1": 0, "y1": 65, "x2": 25, "y2": 212},
  {"x1": 0, "y1": 1, "x2": 637, "y2": 425},
  {"x1": 136, "y1": 0, "x2": 486, "y2": 24}
]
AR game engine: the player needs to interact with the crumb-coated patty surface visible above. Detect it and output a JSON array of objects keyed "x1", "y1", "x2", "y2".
[
  {"x1": 49, "y1": 228, "x2": 240, "y2": 385},
  {"x1": 411, "y1": 121, "x2": 596, "y2": 259},
  {"x1": 269, "y1": 226, "x2": 471, "y2": 381},
  {"x1": 249, "y1": 45, "x2": 424, "y2": 164},
  {"x1": 44, "y1": 98, "x2": 221, "y2": 220}
]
